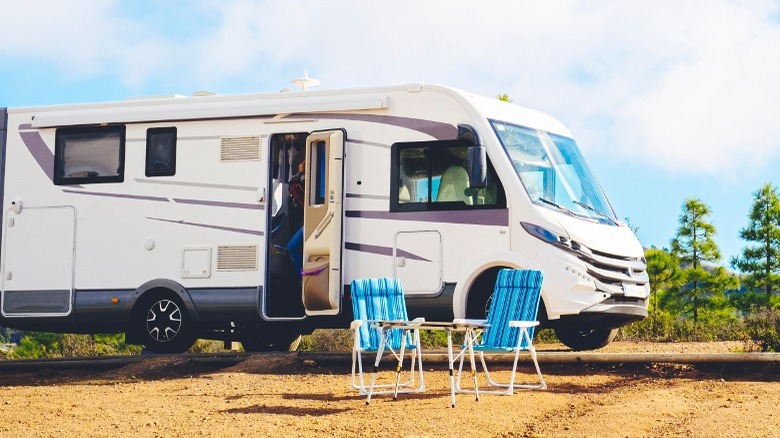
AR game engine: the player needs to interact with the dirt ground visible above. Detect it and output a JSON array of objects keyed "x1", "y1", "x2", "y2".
[{"x1": 0, "y1": 342, "x2": 778, "y2": 437}]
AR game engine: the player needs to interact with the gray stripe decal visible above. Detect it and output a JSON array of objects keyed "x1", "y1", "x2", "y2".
[
  {"x1": 19, "y1": 127, "x2": 55, "y2": 181},
  {"x1": 147, "y1": 216, "x2": 263, "y2": 236},
  {"x1": 345, "y1": 209, "x2": 509, "y2": 226},
  {"x1": 285, "y1": 114, "x2": 457, "y2": 140},
  {"x1": 344, "y1": 242, "x2": 431, "y2": 262},
  {"x1": 347, "y1": 138, "x2": 390, "y2": 149},
  {"x1": 173, "y1": 198, "x2": 264, "y2": 210},
  {"x1": 345, "y1": 193, "x2": 389, "y2": 200},
  {"x1": 134, "y1": 178, "x2": 258, "y2": 191},
  {"x1": 62, "y1": 189, "x2": 170, "y2": 202}
]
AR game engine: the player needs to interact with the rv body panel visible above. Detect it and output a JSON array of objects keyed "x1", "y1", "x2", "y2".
[{"x1": 0, "y1": 84, "x2": 648, "y2": 350}]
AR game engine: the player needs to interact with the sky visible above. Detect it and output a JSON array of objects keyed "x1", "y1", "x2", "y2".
[{"x1": 1, "y1": 0, "x2": 779, "y2": 267}]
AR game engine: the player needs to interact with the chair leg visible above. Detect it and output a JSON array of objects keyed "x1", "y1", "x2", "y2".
[
  {"x1": 351, "y1": 346, "x2": 366, "y2": 394},
  {"x1": 479, "y1": 352, "x2": 497, "y2": 387},
  {"x1": 508, "y1": 330, "x2": 546, "y2": 390},
  {"x1": 366, "y1": 329, "x2": 387, "y2": 405}
]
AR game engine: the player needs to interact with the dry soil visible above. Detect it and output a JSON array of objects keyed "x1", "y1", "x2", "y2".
[{"x1": 0, "y1": 341, "x2": 778, "y2": 437}]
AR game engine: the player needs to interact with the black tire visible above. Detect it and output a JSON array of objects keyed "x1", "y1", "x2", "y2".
[
  {"x1": 134, "y1": 294, "x2": 196, "y2": 354},
  {"x1": 466, "y1": 267, "x2": 504, "y2": 319},
  {"x1": 554, "y1": 326, "x2": 617, "y2": 351},
  {"x1": 241, "y1": 333, "x2": 301, "y2": 352}
]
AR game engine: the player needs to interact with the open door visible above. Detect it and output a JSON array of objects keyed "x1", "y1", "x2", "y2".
[{"x1": 301, "y1": 130, "x2": 345, "y2": 316}]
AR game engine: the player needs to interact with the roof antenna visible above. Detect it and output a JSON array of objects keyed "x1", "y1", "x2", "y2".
[{"x1": 291, "y1": 70, "x2": 320, "y2": 91}]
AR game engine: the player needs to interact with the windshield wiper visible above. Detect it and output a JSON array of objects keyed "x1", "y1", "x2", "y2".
[
  {"x1": 537, "y1": 197, "x2": 577, "y2": 217},
  {"x1": 572, "y1": 200, "x2": 617, "y2": 225}
]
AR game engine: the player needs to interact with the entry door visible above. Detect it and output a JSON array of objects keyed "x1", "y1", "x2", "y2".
[
  {"x1": 301, "y1": 130, "x2": 345, "y2": 316},
  {"x1": 1, "y1": 206, "x2": 76, "y2": 317}
]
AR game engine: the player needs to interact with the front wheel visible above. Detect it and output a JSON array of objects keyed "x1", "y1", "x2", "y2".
[
  {"x1": 134, "y1": 295, "x2": 196, "y2": 354},
  {"x1": 554, "y1": 326, "x2": 617, "y2": 351}
]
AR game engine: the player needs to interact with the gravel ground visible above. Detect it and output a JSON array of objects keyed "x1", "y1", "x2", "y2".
[{"x1": 0, "y1": 341, "x2": 777, "y2": 437}]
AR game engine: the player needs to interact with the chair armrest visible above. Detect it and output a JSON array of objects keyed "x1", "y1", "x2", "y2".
[
  {"x1": 350, "y1": 320, "x2": 363, "y2": 330},
  {"x1": 508, "y1": 320, "x2": 540, "y2": 328}
]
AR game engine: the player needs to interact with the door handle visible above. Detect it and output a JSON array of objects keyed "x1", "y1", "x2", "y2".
[{"x1": 313, "y1": 211, "x2": 334, "y2": 239}]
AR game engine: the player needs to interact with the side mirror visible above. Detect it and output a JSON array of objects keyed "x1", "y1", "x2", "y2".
[
  {"x1": 467, "y1": 145, "x2": 487, "y2": 188},
  {"x1": 459, "y1": 124, "x2": 487, "y2": 189}
]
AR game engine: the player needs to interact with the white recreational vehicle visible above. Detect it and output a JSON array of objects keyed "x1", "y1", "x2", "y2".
[{"x1": 0, "y1": 84, "x2": 649, "y2": 353}]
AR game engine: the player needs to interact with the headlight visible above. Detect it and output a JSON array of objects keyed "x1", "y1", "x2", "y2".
[{"x1": 521, "y1": 222, "x2": 570, "y2": 248}]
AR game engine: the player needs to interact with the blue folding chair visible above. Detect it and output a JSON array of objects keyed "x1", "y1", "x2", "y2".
[
  {"x1": 349, "y1": 278, "x2": 425, "y2": 404},
  {"x1": 451, "y1": 269, "x2": 546, "y2": 402}
]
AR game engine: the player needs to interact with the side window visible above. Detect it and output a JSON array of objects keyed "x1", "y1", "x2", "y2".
[
  {"x1": 54, "y1": 125, "x2": 125, "y2": 185},
  {"x1": 146, "y1": 127, "x2": 177, "y2": 177},
  {"x1": 390, "y1": 139, "x2": 505, "y2": 212},
  {"x1": 310, "y1": 140, "x2": 327, "y2": 206}
]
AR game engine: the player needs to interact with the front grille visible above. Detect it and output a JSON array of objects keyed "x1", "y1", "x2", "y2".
[{"x1": 570, "y1": 242, "x2": 648, "y2": 293}]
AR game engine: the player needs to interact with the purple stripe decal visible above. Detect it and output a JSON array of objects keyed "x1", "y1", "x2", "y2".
[
  {"x1": 19, "y1": 128, "x2": 54, "y2": 181},
  {"x1": 173, "y1": 198, "x2": 264, "y2": 210},
  {"x1": 63, "y1": 189, "x2": 169, "y2": 202},
  {"x1": 345, "y1": 209, "x2": 509, "y2": 227},
  {"x1": 19, "y1": 124, "x2": 33, "y2": 130},
  {"x1": 147, "y1": 217, "x2": 263, "y2": 236},
  {"x1": 285, "y1": 114, "x2": 457, "y2": 140},
  {"x1": 344, "y1": 242, "x2": 431, "y2": 262}
]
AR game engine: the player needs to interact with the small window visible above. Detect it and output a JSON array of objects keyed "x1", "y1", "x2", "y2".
[
  {"x1": 146, "y1": 127, "x2": 177, "y2": 177},
  {"x1": 390, "y1": 139, "x2": 505, "y2": 212},
  {"x1": 54, "y1": 125, "x2": 125, "y2": 185},
  {"x1": 310, "y1": 140, "x2": 327, "y2": 205}
]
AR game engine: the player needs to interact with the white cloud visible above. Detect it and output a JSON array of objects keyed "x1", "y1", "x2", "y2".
[{"x1": 3, "y1": 0, "x2": 780, "y2": 177}]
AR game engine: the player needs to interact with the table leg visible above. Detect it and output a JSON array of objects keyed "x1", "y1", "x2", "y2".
[
  {"x1": 393, "y1": 328, "x2": 407, "y2": 400},
  {"x1": 467, "y1": 328, "x2": 480, "y2": 401},
  {"x1": 447, "y1": 328, "x2": 456, "y2": 408}
]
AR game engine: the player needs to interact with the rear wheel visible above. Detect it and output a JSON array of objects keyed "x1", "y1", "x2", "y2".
[
  {"x1": 554, "y1": 326, "x2": 617, "y2": 351},
  {"x1": 134, "y1": 294, "x2": 196, "y2": 354}
]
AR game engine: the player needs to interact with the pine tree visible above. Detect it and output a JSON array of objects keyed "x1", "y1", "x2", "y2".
[
  {"x1": 669, "y1": 198, "x2": 722, "y2": 322},
  {"x1": 645, "y1": 247, "x2": 681, "y2": 315},
  {"x1": 731, "y1": 183, "x2": 780, "y2": 310}
]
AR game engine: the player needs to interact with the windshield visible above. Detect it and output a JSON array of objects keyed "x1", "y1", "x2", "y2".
[{"x1": 490, "y1": 120, "x2": 618, "y2": 224}]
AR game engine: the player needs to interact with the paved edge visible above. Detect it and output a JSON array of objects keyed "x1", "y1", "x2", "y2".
[
  {"x1": 0, "y1": 351, "x2": 778, "y2": 372},
  {"x1": 298, "y1": 350, "x2": 780, "y2": 365}
]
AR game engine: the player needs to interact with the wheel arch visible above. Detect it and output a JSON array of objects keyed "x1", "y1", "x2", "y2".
[
  {"x1": 452, "y1": 251, "x2": 530, "y2": 319},
  {"x1": 129, "y1": 279, "x2": 200, "y2": 324}
]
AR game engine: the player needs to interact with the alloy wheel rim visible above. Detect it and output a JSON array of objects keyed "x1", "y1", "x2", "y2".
[{"x1": 146, "y1": 299, "x2": 182, "y2": 342}]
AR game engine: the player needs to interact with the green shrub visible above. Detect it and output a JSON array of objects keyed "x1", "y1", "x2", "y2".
[
  {"x1": 744, "y1": 310, "x2": 780, "y2": 352},
  {"x1": 10, "y1": 332, "x2": 140, "y2": 359},
  {"x1": 617, "y1": 312, "x2": 749, "y2": 343},
  {"x1": 299, "y1": 329, "x2": 353, "y2": 352}
]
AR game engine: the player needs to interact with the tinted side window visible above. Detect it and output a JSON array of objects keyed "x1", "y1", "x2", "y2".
[
  {"x1": 54, "y1": 125, "x2": 125, "y2": 185},
  {"x1": 146, "y1": 127, "x2": 177, "y2": 177},
  {"x1": 390, "y1": 139, "x2": 505, "y2": 212}
]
